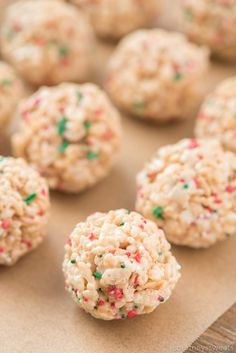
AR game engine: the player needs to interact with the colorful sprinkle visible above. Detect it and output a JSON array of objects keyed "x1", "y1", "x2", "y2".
[
  {"x1": 83, "y1": 121, "x2": 91, "y2": 130},
  {"x1": 174, "y1": 72, "x2": 183, "y2": 81},
  {"x1": 152, "y1": 206, "x2": 164, "y2": 220},
  {"x1": 134, "y1": 252, "x2": 142, "y2": 263},
  {"x1": 119, "y1": 222, "x2": 125, "y2": 226},
  {"x1": 133, "y1": 101, "x2": 145, "y2": 112},
  {"x1": 225, "y1": 185, "x2": 235, "y2": 193},
  {"x1": 120, "y1": 263, "x2": 126, "y2": 269},
  {"x1": 93, "y1": 272, "x2": 102, "y2": 279},
  {"x1": 1, "y1": 219, "x2": 10, "y2": 230},
  {"x1": 1, "y1": 79, "x2": 12, "y2": 87},
  {"x1": 87, "y1": 151, "x2": 99, "y2": 160},
  {"x1": 76, "y1": 90, "x2": 83, "y2": 102},
  {"x1": 108, "y1": 287, "x2": 123, "y2": 300},
  {"x1": 70, "y1": 259, "x2": 76, "y2": 264},
  {"x1": 127, "y1": 309, "x2": 137, "y2": 318},
  {"x1": 24, "y1": 193, "x2": 36, "y2": 204},
  {"x1": 97, "y1": 299, "x2": 105, "y2": 306},
  {"x1": 57, "y1": 116, "x2": 67, "y2": 136},
  {"x1": 58, "y1": 45, "x2": 69, "y2": 58},
  {"x1": 188, "y1": 139, "x2": 199, "y2": 149},
  {"x1": 58, "y1": 140, "x2": 70, "y2": 154}
]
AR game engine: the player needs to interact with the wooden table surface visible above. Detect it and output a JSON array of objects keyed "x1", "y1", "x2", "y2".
[{"x1": 186, "y1": 304, "x2": 236, "y2": 353}]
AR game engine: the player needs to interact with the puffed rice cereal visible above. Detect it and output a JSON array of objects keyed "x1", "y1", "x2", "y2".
[
  {"x1": 63, "y1": 209, "x2": 181, "y2": 320},
  {"x1": 0, "y1": 156, "x2": 50, "y2": 265},
  {"x1": 70, "y1": 0, "x2": 159, "y2": 39},
  {"x1": 105, "y1": 29, "x2": 209, "y2": 122},
  {"x1": 136, "y1": 139, "x2": 236, "y2": 248},
  {"x1": 195, "y1": 76, "x2": 236, "y2": 153},
  {"x1": 0, "y1": 61, "x2": 25, "y2": 128},
  {"x1": 0, "y1": 0, "x2": 94, "y2": 86},
  {"x1": 12, "y1": 83, "x2": 122, "y2": 193},
  {"x1": 180, "y1": 0, "x2": 236, "y2": 60}
]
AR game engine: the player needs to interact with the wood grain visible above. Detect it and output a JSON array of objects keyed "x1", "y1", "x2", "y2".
[{"x1": 185, "y1": 304, "x2": 236, "y2": 353}]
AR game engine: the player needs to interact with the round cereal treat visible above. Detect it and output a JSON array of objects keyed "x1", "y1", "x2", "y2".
[
  {"x1": 12, "y1": 83, "x2": 122, "y2": 193},
  {"x1": 0, "y1": 0, "x2": 94, "y2": 86},
  {"x1": 180, "y1": 0, "x2": 236, "y2": 60},
  {"x1": 0, "y1": 61, "x2": 25, "y2": 128},
  {"x1": 63, "y1": 209, "x2": 180, "y2": 320},
  {"x1": 70, "y1": 0, "x2": 159, "y2": 40},
  {"x1": 105, "y1": 29, "x2": 209, "y2": 122},
  {"x1": 0, "y1": 156, "x2": 50, "y2": 266},
  {"x1": 195, "y1": 77, "x2": 236, "y2": 153},
  {"x1": 136, "y1": 139, "x2": 236, "y2": 248}
]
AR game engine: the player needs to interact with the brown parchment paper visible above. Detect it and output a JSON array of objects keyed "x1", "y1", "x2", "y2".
[{"x1": 0, "y1": 1, "x2": 236, "y2": 353}]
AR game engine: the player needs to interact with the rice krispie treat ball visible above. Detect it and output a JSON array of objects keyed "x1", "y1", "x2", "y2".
[
  {"x1": 105, "y1": 29, "x2": 209, "y2": 122},
  {"x1": 195, "y1": 77, "x2": 236, "y2": 154},
  {"x1": 0, "y1": 61, "x2": 25, "y2": 128},
  {"x1": 136, "y1": 139, "x2": 236, "y2": 248},
  {"x1": 0, "y1": 156, "x2": 50, "y2": 266},
  {"x1": 70, "y1": 0, "x2": 159, "y2": 40},
  {"x1": 12, "y1": 83, "x2": 122, "y2": 193},
  {"x1": 0, "y1": 0, "x2": 94, "y2": 86},
  {"x1": 63, "y1": 209, "x2": 180, "y2": 320},
  {"x1": 180, "y1": 0, "x2": 236, "y2": 60}
]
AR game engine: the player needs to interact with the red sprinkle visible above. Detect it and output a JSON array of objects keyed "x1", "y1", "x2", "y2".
[
  {"x1": 134, "y1": 275, "x2": 139, "y2": 286},
  {"x1": 97, "y1": 300, "x2": 105, "y2": 306},
  {"x1": 226, "y1": 185, "x2": 235, "y2": 193},
  {"x1": 38, "y1": 209, "x2": 44, "y2": 216},
  {"x1": 89, "y1": 232, "x2": 95, "y2": 241},
  {"x1": 126, "y1": 251, "x2": 131, "y2": 257},
  {"x1": 108, "y1": 287, "x2": 124, "y2": 300},
  {"x1": 83, "y1": 297, "x2": 89, "y2": 302},
  {"x1": 67, "y1": 238, "x2": 72, "y2": 246},
  {"x1": 0, "y1": 247, "x2": 4, "y2": 253},
  {"x1": 127, "y1": 309, "x2": 137, "y2": 318},
  {"x1": 41, "y1": 188, "x2": 46, "y2": 196},
  {"x1": 2, "y1": 219, "x2": 10, "y2": 230},
  {"x1": 193, "y1": 178, "x2": 200, "y2": 188},
  {"x1": 214, "y1": 199, "x2": 222, "y2": 204},
  {"x1": 188, "y1": 139, "x2": 199, "y2": 149},
  {"x1": 134, "y1": 252, "x2": 142, "y2": 263}
]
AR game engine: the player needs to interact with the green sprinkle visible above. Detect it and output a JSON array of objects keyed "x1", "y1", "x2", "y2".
[
  {"x1": 158, "y1": 252, "x2": 163, "y2": 257},
  {"x1": 70, "y1": 259, "x2": 76, "y2": 264},
  {"x1": 58, "y1": 45, "x2": 69, "y2": 57},
  {"x1": 119, "y1": 222, "x2": 125, "y2": 226},
  {"x1": 58, "y1": 140, "x2": 69, "y2": 154},
  {"x1": 83, "y1": 121, "x2": 91, "y2": 130},
  {"x1": 98, "y1": 254, "x2": 103, "y2": 258},
  {"x1": 24, "y1": 193, "x2": 36, "y2": 204},
  {"x1": 1, "y1": 79, "x2": 12, "y2": 87},
  {"x1": 87, "y1": 151, "x2": 99, "y2": 160},
  {"x1": 76, "y1": 90, "x2": 83, "y2": 102},
  {"x1": 174, "y1": 72, "x2": 184, "y2": 81},
  {"x1": 121, "y1": 263, "x2": 126, "y2": 269},
  {"x1": 184, "y1": 8, "x2": 193, "y2": 21},
  {"x1": 152, "y1": 206, "x2": 164, "y2": 220},
  {"x1": 93, "y1": 272, "x2": 102, "y2": 279},
  {"x1": 133, "y1": 101, "x2": 145, "y2": 112},
  {"x1": 57, "y1": 116, "x2": 67, "y2": 136},
  {"x1": 97, "y1": 288, "x2": 103, "y2": 293},
  {"x1": 133, "y1": 304, "x2": 139, "y2": 309},
  {"x1": 183, "y1": 183, "x2": 189, "y2": 189}
]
